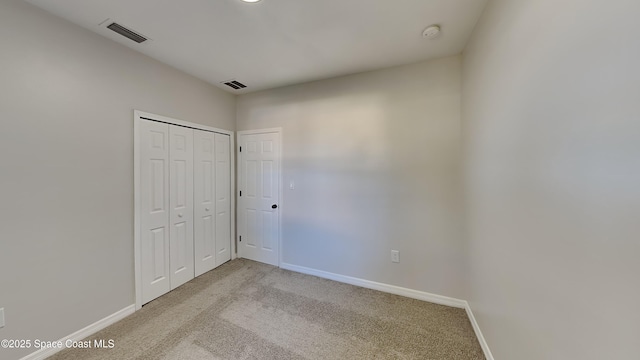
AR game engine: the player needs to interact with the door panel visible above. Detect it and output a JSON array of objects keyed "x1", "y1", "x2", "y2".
[
  {"x1": 245, "y1": 209, "x2": 257, "y2": 247},
  {"x1": 245, "y1": 159, "x2": 257, "y2": 197},
  {"x1": 150, "y1": 228, "x2": 166, "y2": 282},
  {"x1": 203, "y1": 215, "x2": 214, "y2": 257},
  {"x1": 239, "y1": 132, "x2": 280, "y2": 266},
  {"x1": 262, "y1": 161, "x2": 273, "y2": 198},
  {"x1": 194, "y1": 130, "x2": 216, "y2": 276},
  {"x1": 262, "y1": 211, "x2": 274, "y2": 250},
  {"x1": 214, "y1": 133, "x2": 232, "y2": 265},
  {"x1": 140, "y1": 120, "x2": 170, "y2": 304},
  {"x1": 169, "y1": 125, "x2": 194, "y2": 288}
]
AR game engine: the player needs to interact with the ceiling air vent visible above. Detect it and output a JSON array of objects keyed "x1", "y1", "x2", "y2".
[
  {"x1": 107, "y1": 22, "x2": 148, "y2": 43},
  {"x1": 222, "y1": 80, "x2": 247, "y2": 90}
]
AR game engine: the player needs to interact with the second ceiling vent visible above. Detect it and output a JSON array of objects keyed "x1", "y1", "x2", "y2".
[{"x1": 222, "y1": 80, "x2": 247, "y2": 90}]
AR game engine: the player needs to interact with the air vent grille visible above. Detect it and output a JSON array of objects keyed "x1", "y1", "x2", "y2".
[
  {"x1": 107, "y1": 22, "x2": 147, "y2": 43},
  {"x1": 222, "y1": 80, "x2": 247, "y2": 90}
]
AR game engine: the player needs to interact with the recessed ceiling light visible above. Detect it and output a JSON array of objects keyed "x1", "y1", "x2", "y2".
[
  {"x1": 241, "y1": 0, "x2": 261, "y2": 3},
  {"x1": 423, "y1": 25, "x2": 441, "y2": 39}
]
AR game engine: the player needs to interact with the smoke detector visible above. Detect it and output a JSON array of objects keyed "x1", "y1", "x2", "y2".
[{"x1": 423, "y1": 25, "x2": 441, "y2": 39}]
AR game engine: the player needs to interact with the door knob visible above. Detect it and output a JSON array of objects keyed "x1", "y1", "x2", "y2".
[
  {"x1": 272, "y1": 204, "x2": 278, "y2": 209},
  {"x1": 178, "y1": 213, "x2": 183, "y2": 218},
  {"x1": 205, "y1": 207, "x2": 210, "y2": 211}
]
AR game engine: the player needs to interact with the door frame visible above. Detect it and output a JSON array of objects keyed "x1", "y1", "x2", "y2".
[
  {"x1": 134, "y1": 110, "x2": 236, "y2": 310},
  {"x1": 236, "y1": 128, "x2": 283, "y2": 267}
]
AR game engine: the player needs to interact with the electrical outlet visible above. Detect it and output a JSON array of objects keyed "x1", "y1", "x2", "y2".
[
  {"x1": 289, "y1": 180, "x2": 295, "y2": 190},
  {"x1": 391, "y1": 250, "x2": 400, "y2": 263},
  {"x1": 0, "y1": 308, "x2": 5, "y2": 328}
]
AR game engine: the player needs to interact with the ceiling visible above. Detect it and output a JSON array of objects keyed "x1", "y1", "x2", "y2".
[{"x1": 25, "y1": 0, "x2": 487, "y2": 94}]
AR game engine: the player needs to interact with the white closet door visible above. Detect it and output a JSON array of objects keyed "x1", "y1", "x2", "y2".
[
  {"x1": 215, "y1": 133, "x2": 232, "y2": 265},
  {"x1": 169, "y1": 125, "x2": 194, "y2": 289},
  {"x1": 194, "y1": 129, "x2": 216, "y2": 276},
  {"x1": 140, "y1": 120, "x2": 171, "y2": 304}
]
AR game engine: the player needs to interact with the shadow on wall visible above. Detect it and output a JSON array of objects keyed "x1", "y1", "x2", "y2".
[
  {"x1": 276, "y1": 93, "x2": 462, "y2": 289},
  {"x1": 239, "y1": 57, "x2": 464, "y2": 296},
  {"x1": 282, "y1": 161, "x2": 394, "y2": 280},
  {"x1": 277, "y1": 92, "x2": 395, "y2": 280}
]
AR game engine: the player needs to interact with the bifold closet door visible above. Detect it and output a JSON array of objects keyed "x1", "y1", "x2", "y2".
[
  {"x1": 169, "y1": 125, "x2": 195, "y2": 289},
  {"x1": 140, "y1": 120, "x2": 171, "y2": 304},
  {"x1": 140, "y1": 118, "x2": 230, "y2": 305},
  {"x1": 194, "y1": 130, "x2": 216, "y2": 276},
  {"x1": 214, "y1": 133, "x2": 231, "y2": 265},
  {"x1": 195, "y1": 131, "x2": 231, "y2": 276}
]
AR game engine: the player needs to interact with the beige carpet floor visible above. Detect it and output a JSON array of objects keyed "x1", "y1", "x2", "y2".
[{"x1": 49, "y1": 259, "x2": 484, "y2": 360}]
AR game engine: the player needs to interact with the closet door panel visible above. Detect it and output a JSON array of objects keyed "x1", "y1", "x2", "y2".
[
  {"x1": 194, "y1": 129, "x2": 216, "y2": 276},
  {"x1": 215, "y1": 133, "x2": 232, "y2": 265},
  {"x1": 140, "y1": 120, "x2": 171, "y2": 304},
  {"x1": 169, "y1": 125, "x2": 194, "y2": 289}
]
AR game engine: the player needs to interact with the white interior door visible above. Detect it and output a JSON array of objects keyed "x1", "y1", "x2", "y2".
[
  {"x1": 169, "y1": 125, "x2": 194, "y2": 289},
  {"x1": 139, "y1": 120, "x2": 171, "y2": 304},
  {"x1": 238, "y1": 131, "x2": 280, "y2": 266},
  {"x1": 215, "y1": 133, "x2": 231, "y2": 265},
  {"x1": 194, "y1": 129, "x2": 216, "y2": 276}
]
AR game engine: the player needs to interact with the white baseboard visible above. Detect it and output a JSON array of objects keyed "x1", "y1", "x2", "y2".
[
  {"x1": 20, "y1": 304, "x2": 135, "y2": 360},
  {"x1": 464, "y1": 302, "x2": 494, "y2": 360},
  {"x1": 280, "y1": 262, "x2": 467, "y2": 309}
]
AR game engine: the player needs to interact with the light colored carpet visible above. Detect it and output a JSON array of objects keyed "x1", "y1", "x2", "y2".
[{"x1": 49, "y1": 259, "x2": 484, "y2": 360}]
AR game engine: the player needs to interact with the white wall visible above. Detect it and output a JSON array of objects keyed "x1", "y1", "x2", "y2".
[
  {"x1": 237, "y1": 56, "x2": 465, "y2": 299},
  {"x1": 0, "y1": 1, "x2": 235, "y2": 358},
  {"x1": 462, "y1": 0, "x2": 640, "y2": 359}
]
